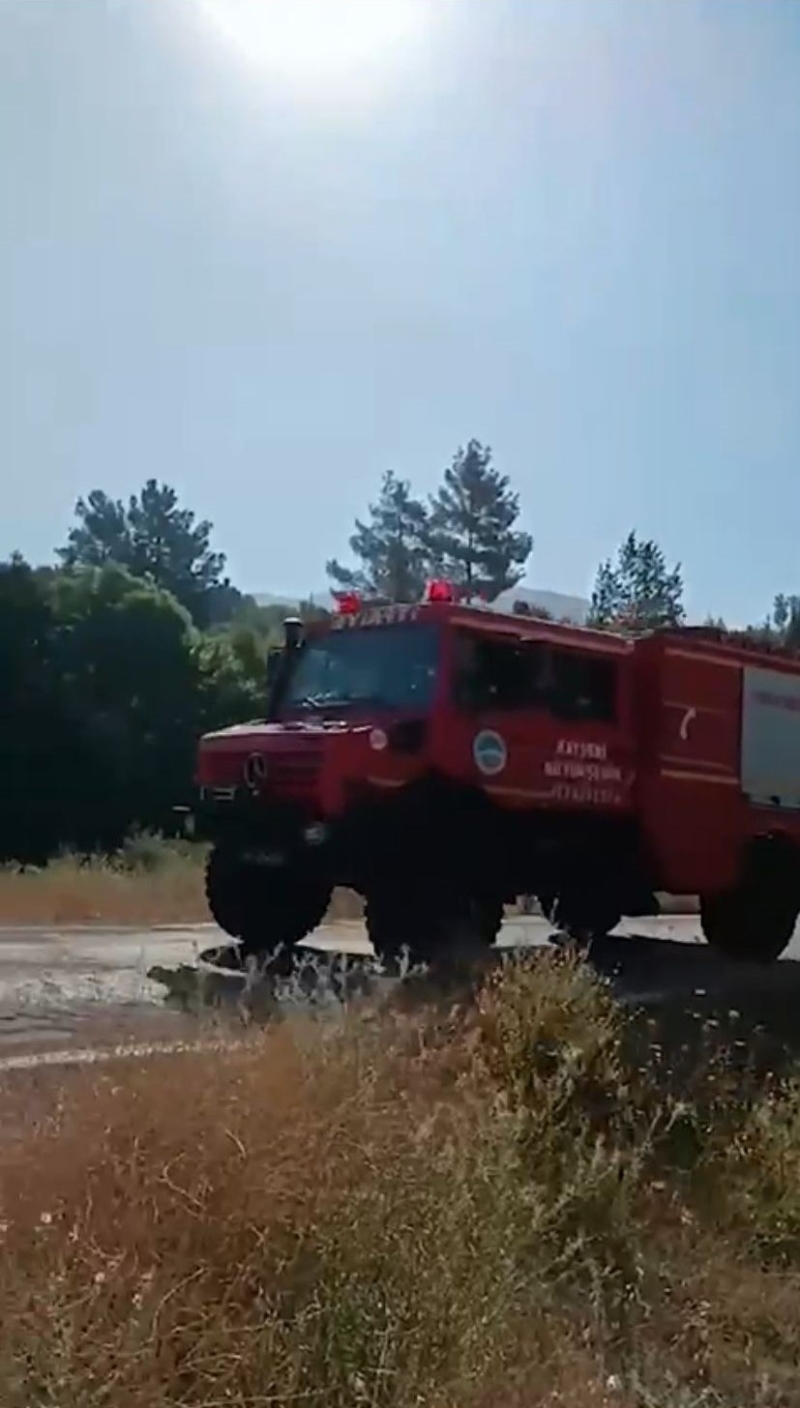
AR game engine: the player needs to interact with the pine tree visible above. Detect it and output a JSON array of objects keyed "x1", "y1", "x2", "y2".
[
  {"x1": 57, "y1": 480, "x2": 238, "y2": 627},
  {"x1": 588, "y1": 531, "x2": 685, "y2": 632},
  {"x1": 427, "y1": 440, "x2": 532, "y2": 602},
  {"x1": 326, "y1": 471, "x2": 430, "y2": 602}
]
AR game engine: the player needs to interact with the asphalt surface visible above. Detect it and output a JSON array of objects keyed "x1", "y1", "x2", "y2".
[{"x1": 2, "y1": 914, "x2": 800, "y2": 1067}]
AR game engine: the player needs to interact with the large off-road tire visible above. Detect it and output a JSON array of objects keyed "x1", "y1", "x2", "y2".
[
  {"x1": 700, "y1": 838, "x2": 800, "y2": 964},
  {"x1": 365, "y1": 886, "x2": 504, "y2": 974},
  {"x1": 536, "y1": 892, "x2": 558, "y2": 922},
  {"x1": 203, "y1": 845, "x2": 331, "y2": 971},
  {"x1": 549, "y1": 890, "x2": 621, "y2": 944}
]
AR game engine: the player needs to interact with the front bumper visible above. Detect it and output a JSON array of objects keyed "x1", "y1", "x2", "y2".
[{"x1": 188, "y1": 785, "x2": 330, "y2": 865}]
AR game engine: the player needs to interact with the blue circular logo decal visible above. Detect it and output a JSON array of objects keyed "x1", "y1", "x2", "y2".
[{"x1": 473, "y1": 729, "x2": 507, "y2": 776}]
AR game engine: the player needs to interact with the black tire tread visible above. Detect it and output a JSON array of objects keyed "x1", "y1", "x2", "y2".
[
  {"x1": 365, "y1": 888, "x2": 504, "y2": 971},
  {"x1": 204, "y1": 846, "x2": 331, "y2": 961},
  {"x1": 700, "y1": 837, "x2": 800, "y2": 964}
]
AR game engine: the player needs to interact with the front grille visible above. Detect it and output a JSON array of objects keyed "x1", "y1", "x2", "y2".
[
  {"x1": 198, "y1": 741, "x2": 324, "y2": 798},
  {"x1": 270, "y1": 754, "x2": 321, "y2": 780},
  {"x1": 268, "y1": 751, "x2": 322, "y2": 794}
]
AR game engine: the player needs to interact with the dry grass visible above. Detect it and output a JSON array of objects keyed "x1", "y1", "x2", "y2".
[
  {"x1": 0, "y1": 836, "x2": 697, "y2": 927},
  {"x1": 0, "y1": 837, "x2": 365, "y2": 927},
  {"x1": 0, "y1": 851, "x2": 209, "y2": 926},
  {"x1": 1, "y1": 954, "x2": 799, "y2": 1406}
]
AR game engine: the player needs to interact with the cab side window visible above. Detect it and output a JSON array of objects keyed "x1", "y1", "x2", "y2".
[
  {"x1": 453, "y1": 631, "x2": 617, "y2": 722},
  {"x1": 453, "y1": 636, "x2": 532, "y2": 711},
  {"x1": 550, "y1": 651, "x2": 617, "y2": 723}
]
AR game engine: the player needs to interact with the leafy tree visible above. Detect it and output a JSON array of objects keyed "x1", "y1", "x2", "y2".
[
  {"x1": 736, "y1": 596, "x2": 800, "y2": 649},
  {"x1": 426, "y1": 441, "x2": 532, "y2": 601},
  {"x1": 327, "y1": 471, "x2": 430, "y2": 602},
  {"x1": 772, "y1": 593, "x2": 800, "y2": 647},
  {"x1": 195, "y1": 632, "x2": 263, "y2": 735},
  {"x1": 588, "y1": 531, "x2": 685, "y2": 632},
  {"x1": 57, "y1": 480, "x2": 242, "y2": 627},
  {"x1": 0, "y1": 555, "x2": 63, "y2": 862},
  {"x1": 44, "y1": 565, "x2": 204, "y2": 849},
  {"x1": 0, "y1": 555, "x2": 267, "y2": 862},
  {"x1": 230, "y1": 597, "x2": 330, "y2": 647},
  {"x1": 704, "y1": 612, "x2": 797, "y2": 648}
]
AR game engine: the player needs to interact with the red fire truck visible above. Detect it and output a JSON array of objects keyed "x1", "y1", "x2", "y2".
[{"x1": 192, "y1": 583, "x2": 800, "y2": 970}]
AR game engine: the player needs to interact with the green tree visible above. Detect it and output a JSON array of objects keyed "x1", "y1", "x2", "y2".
[
  {"x1": 588, "y1": 531, "x2": 685, "y2": 632},
  {"x1": 327, "y1": 471, "x2": 431, "y2": 603},
  {"x1": 427, "y1": 441, "x2": 532, "y2": 601},
  {"x1": 772, "y1": 593, "x2": 800, "y2": 647},
  {"x1": 230, "y1": 597, "x2": 330, "y2": 648},
  {"x1": 737, "y1": 596, "x2": 800, "y2": 648},
  {"x1": 45, "y1": 565, "x2": 206, "y2": 848},
  {"x1": 195, "y1": 632, "x2": 264, "y2": 735},
  {"x1": 57, "y1": 480, "x2": 243, "y2": 627},
  {"x1": 0, "y1": 554, "x2": 270, "y2": 862},
  {"x1": 0, "y1": 555, "x2": 64, "y2": 861}
]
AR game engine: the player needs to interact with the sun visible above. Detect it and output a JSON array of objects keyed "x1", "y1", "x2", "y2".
[{"x1": 196, "y1": 0, "x2": 427, "y2": 86}]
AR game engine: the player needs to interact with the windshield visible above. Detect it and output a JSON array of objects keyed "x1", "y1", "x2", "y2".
[{"x1": 282, "y1": 623, "x2": 440, "y2": 713}]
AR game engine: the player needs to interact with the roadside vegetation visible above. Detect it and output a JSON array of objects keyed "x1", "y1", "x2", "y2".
[
  {"x1": 2, "y1": 952, "x2": 799, "y2": 1407},
  {"x1": 0, "y1": 833, "x2": 367, "y2": 926},
  {"x1": 0, "y1": 833, "x2": 697, "y2": 926},
  {"x1": 0, "y1": 837, "x2": 208, "y2": 926}
]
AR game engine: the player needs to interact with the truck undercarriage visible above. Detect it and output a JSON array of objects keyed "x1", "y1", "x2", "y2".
[{"x1": 194, "y1": 773, "x2": 658, "y2": 971}]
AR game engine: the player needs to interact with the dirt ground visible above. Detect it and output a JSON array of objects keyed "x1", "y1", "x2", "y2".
[{"x1": 0, "y1": 910, "x2": 796, "y2": 1070}]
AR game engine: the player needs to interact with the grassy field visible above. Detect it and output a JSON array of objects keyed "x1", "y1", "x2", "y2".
[
  {"x1": 0, "y1": 835, "x2": 697, "y2": 926},
  {"x1": 1, "y1": 953, "x2": 798, "y2": 1406},
  {"x1": 0, "y1": 836, "x2": 365, "y2": 926}
]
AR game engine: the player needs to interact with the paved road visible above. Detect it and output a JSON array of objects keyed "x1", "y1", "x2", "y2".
[{"x1": 2, "y1": 914, "x2": 800, "y2": 1065}]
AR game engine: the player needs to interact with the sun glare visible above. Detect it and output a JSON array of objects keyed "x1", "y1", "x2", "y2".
[{"x1": 197, "y1": 0, "x2": 427, "y2": 86}]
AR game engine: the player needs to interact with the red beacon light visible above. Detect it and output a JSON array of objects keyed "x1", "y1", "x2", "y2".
[
  {"x1": 424, "y1": 579, "x2": 456, "y2": 604},
  {"x1": 334, "y1": 591, "x2": 362, "y2": 616}
]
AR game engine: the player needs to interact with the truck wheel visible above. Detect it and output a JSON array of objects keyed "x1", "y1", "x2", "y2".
[
  {"x1": 700, "y1": 840, "x2": 800, "y2": 963},
  {"x1": 365, "y1": 888, "x2": 504, "y2": 974},
  {"x1": 700, "y1": 888, "x2": 797, "y2": 964},
  {"x1": 203, "y1": 846, "x2": 331, "y2": 972},
  {"x1": 537, "y1": 892, "x2": 557, "y2": 922},
  {"x1": 551, "y1": 892, "x2": 621, "y2": 944}
]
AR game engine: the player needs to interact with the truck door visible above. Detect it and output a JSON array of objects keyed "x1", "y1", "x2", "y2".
[{"x1": 442, "y1": 627, "x2": 633, "y2": 812}]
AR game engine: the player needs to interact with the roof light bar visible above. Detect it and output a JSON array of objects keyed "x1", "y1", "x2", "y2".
[
  {"x1": 334, "y1": 591, "x2": 362, "y2": 615},
  {"x1": 424, "y1": 579, "x2": 456, "y2": 603}
]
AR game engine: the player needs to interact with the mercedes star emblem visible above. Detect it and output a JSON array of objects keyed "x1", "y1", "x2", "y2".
[{"x1": 243, "y1": 752, "x2": 268, "y2": 789}]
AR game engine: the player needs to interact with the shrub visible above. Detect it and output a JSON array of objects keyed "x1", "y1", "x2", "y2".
[{"x1": 2, "y1": 955, "x2": 800, "y2": 1405}]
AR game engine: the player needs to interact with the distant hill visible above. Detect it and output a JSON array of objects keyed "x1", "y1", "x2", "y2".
[
  {"x1": 491, "y1": 585, "x2": 589, "y2": 624},
  {"x1": 253, "y1": 590, "x2": 333, "y2": 611},
  {"x1": 253, "y1": 584, "x2": 589, "y2": 624}
]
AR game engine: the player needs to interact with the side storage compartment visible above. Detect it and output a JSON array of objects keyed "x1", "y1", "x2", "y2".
[
  {"x1": 741, "y1": 665, "x2": 800, "y2": 811},
  {"x1": 633, "y1": 635, "x2": 744, "y2": 897}
]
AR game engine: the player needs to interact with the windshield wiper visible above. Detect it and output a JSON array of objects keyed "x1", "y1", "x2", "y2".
[{"x1": 294, "y1": 693, "x2": 386, "y2": 710}]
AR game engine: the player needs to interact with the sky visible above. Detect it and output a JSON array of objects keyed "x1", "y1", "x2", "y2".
[{"x1": 1, "y1": 0, "x2": 799, "y2": 625}]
